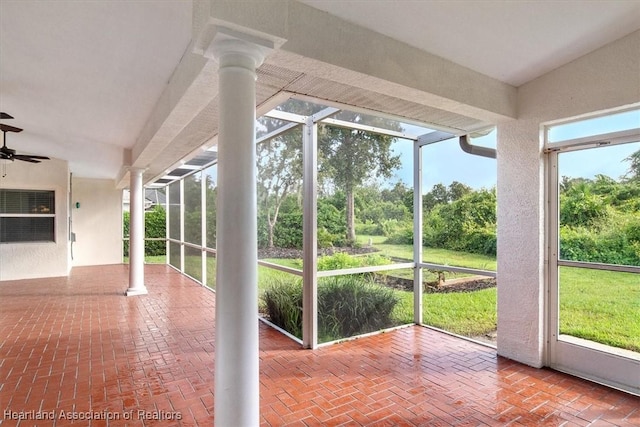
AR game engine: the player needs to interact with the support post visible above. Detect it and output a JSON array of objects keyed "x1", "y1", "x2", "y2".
[
  {"x1": 302, "y1": 119, "x2": 318, "y2": 349},
  {"x1": 413, "y1": 143, "x2": 423, "y2": 323},
  {"x1": 210, "y1": 28, "x2": 272, "y2": 427},
  {"x1": 201, "y1": 170, "x2": 207, "y2": 285},
  {"x1": 126, "y1": 167, "x2": 148, "y2": 296}
]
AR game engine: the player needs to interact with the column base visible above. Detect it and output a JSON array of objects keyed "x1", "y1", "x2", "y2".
[{"x1": 125, "y1": 287, "x2": 148, "y2": 296}]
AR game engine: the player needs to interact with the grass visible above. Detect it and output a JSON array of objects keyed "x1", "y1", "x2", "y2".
[
  {"x1": 390, "y1": 281, "x2": 496, "y2": 338},
  {"x1": 184, "y1": 251, "x2": 202, "y2": 282},
  {"x1": 560, "y1": 267, "x2": 640, "y2": 352},
  {"x1": 357, "y1": 234, "x2": 496, "y2": 269},
  {"x1": 423, "y1": 288, "x2": 497, "y2": 337},
  {"x1": 123, "y1": 255, "x2": 166, "y2": 264},
  {"x1": 356, "y1": 234, "x2": 496, "y2": 282}
]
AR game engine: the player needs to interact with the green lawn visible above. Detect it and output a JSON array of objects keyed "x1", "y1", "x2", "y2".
[
  {"x1": 560, "y1": 267, "x2": 640, "y2": 352},
  {"x1": 123, "y1": 255, "x2": 166, "y2": 264},
  {"x1": 357, "y1": 234, "x2": 496, "y2": 268},
  {"x1": 389, "y1": 284, "x2": 496, "y2": 338},
  {"x1": 145, "y1": 255, "x2": 166, "y2": 264}
]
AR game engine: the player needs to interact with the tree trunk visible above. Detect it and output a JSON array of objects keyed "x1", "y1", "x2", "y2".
[
  {"x1": 345, "y1": 186, "x2": 356, "y2": 244},
  {"x1": 267, "y1": 222, "x2": 275, "y2": 249},
  {"x1": 267, "y1": 200, "x2": 282, "y2": 249}
]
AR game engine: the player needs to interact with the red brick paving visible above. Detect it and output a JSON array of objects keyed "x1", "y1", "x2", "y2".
[{"x1": 1, "y1": 264, "x2": 638, "y2": 426}]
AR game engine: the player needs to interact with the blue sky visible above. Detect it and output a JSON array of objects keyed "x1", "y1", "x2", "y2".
[
  {"x1": 389, "y1": 129, "x2": 497, "y2": 191},
  {"x1": 387, "y1": 110, "x2": 640, "y2": 192}
]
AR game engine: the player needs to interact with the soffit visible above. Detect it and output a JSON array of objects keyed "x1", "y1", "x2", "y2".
[
  {"x1": 0, "y1": 0, "x2": 192, "y2": 179},
  {"x1": 298, "y1": 0, "x2": 640, "y2": 87}
]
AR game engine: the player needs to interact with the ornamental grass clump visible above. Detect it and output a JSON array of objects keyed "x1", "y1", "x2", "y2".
[
  {"x1": 318, "y1": 275, "x2": 399, "y2": 340},
  {"x1": 261, "y1": 275, "x2": 399, "y2": 342},
  {"x1": 261, "y1": 277, "x2": 303, "y2": 338}
]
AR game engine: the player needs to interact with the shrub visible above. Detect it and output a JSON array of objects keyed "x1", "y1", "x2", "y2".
[
  {"x1": 560, "y1": 225, "x2": 640, "y2": 265},
  {"x1": 317, "y1": 228, "x2": 343, "y2": 248},
  {"x1": 123, "y1": 205, "x2": 167, "y2": 257},
  {"x1": 317, "y1": 252, "x2": 362, "y2": 270},
  {"x1": 380, "y1": 219, "x2": 401, "y2": 237},
  {"x1": 422, "y1": 189, "x2": 497, "y2": 256},
  {"x1": 145, "y1": 205, "x2": 167, "y2": 256},
  {"x1": 464, "y1": 227, "x2": 497, "y2": 256},
  {"x1": 624, "y1": 219, "x2": 640, "y2": 243},
  {"x1": 273, "y1": 211, "x2": 303, "y2": 248},
  {"x1": 355, "y1": 221, "x2": 382, "y2": 236},
  {"x1": 560, "y1": 187, "x2": 607, "y2": 227},
  {"x1": 359, "y1": 253, "x2": 392, "y2": 267},
  {"x1": 384, "y1": 224, "x2": 413, "y2": 245},
  {"x1": 123, "y1": 211, "x2": 130, "y2": 256},
  {"x1": 318, "y1": 199, "x2": 346, "y2": 237},
  {"x1": 316, "y1": 252, "x2": 391, "y2": 271},
  {"x1": 318, "y1": 276, "x2": 399, "y2": 339}
]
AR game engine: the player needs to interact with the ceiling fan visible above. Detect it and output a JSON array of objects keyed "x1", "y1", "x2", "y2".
[{"x1": 0, "y1": 113, "x2": 50, "y2": 163}]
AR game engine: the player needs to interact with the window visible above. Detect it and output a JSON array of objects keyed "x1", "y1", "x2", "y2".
[{"x1": 0, "y1": 189, "x2": 55, "y2": 243}]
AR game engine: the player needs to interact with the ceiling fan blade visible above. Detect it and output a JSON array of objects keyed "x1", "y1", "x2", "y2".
[
  {"x1": 15, "y1": 154, "x2": 50, "y2": 160},
  {"x1": 0, "y1": 112, "x2": 14, "y2": 120},
  {"x1": 0, "y1": 151, "x2": 10, "y2": 159},
  {"x1": 0, "y1": 124, "x2": 23, "y2": 133},
  {"x1": 13, "y1": 156, "x2": 42, "y2": 163}
]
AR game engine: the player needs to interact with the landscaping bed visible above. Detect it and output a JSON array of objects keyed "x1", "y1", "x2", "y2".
[{"x1": 377, "y1": 274, "x2": 496, "y2": 293}]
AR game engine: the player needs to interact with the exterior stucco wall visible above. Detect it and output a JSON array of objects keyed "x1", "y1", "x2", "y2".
[
  {"x1": 0, "y1": 159, "x2": 70, "y2": 281},
  {"x1": 71, "y1": 178, "x2": 123, "y2": 267},
  {"x1": 496, "y1": 30, "x2": 640, "y2": 367}
]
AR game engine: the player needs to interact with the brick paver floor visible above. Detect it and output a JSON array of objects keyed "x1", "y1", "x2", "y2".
[{"x1": 1, "y1": 264, "x2": 638, "y2": 426}]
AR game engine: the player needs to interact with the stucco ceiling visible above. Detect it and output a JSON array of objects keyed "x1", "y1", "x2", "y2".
[
  {"x1": 1, "y1": 0, "x2": 639, "y2": 181},
  {"x1": 0, "y1": 0, "x2": 192, "y2": 179}
]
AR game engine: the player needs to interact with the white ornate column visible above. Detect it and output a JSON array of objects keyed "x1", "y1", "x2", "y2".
[
  {"x1": 209, "y1": 28, "x2": 272, "y2": 426},
  {"x1": 126, "y1": 167, "x2": 148, "y2": 296}
]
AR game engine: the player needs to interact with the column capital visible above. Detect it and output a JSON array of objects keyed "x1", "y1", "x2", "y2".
[
  {"x1": 127, "y1": 166, "x2": 146, "y2": 176},
  {"x1": 197, "y1": 25, "x2": 282, "y2": 70}
]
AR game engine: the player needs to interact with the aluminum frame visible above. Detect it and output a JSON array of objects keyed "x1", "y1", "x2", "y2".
[
  {"x1": 546, "y1": 126, "x2": 640, "y2": 396},
  {"x1": 154, "y1": 93, "x2": 506, "y2": 349},
  {"x1": 302, "y1": 118, "x2": 318, "y2": 349}
]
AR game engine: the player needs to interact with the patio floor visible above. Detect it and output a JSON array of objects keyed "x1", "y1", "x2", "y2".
[{"x1": 1, "y1": 264, "x2": 638, "y2": 426}]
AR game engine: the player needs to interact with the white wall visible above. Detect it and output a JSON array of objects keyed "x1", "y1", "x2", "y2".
[
  {"x1": 0, "y1": 159, "x2": 70, "y2": 280},
  {"x1": 496, "y1": 30, "x2": 640, "y2": 367},
  {"x1": 71, "y1": 178, "x2": 123, "y2": 266}
]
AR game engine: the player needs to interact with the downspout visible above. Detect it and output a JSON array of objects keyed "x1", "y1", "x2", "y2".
[{"x1": 459, "y1": 134, "x2": 496, "y2": 159}]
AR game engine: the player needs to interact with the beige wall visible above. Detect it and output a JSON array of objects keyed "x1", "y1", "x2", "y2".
[
  {"x1": 0, "y1": 159, "x2": 70, "y2": 280},
  {"x1": 496, "y1": 30, "x2": 640, "y2": 367},
  {"x1": 71, "y1": 178, "x2": 123, "y2": 266},
  {"x1": 0, "y1": 166, "x2": 124, "y2": 280}
]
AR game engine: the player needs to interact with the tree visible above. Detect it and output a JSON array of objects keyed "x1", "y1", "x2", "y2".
[
  {"x1": 423, "y1": 183, "x2": 449, "y2": 211},
  {"x1": 257, "y1": 130, "x2": 302, "y2": 248},
  {"x1": 422, "y1": 187, "x2": 497, "y2": 256},
  {"x1": 255, "y1": 100, "x2": 318, "y2": 248},
  {"x1": 204, "y1": 172, "x2": 217, "y2": 247},
  {"x1": 560, "y1": 180, "x2": 607, "y2": 227},
  {"x1": 318, "y1": 112, "x2": 402, "y2": 243},
  {"x1": 448, "y1": 181, "x2": 472, "y2": 201},
  {"x1": 623, "y1": 149, "x2": 640, "y2": 182}
]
